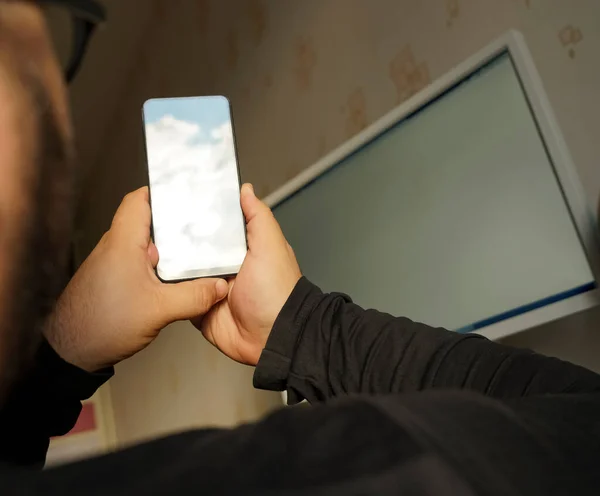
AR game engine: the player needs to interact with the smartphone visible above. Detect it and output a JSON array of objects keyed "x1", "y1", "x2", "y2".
[{"x1": 142, "y1": 96, "x2": 247, "y2": 281}]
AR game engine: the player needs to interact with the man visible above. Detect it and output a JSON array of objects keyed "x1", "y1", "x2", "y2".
[{"x1": 1, "y1": 2, "x2": 600, "y2": 495}]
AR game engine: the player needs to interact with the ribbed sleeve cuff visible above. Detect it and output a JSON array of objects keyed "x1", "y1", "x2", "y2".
[{"x1": 253, "y1": 277, "x2": 322, "y2": 393}]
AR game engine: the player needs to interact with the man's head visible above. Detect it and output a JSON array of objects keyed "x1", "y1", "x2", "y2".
[{"x1": 0, "y1": 1, "x2": 75, "y2": 401}]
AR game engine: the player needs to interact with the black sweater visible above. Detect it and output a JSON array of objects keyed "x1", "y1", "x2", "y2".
[{"x1": 2, "y1": 277, "x2": 600, "y2": 495}]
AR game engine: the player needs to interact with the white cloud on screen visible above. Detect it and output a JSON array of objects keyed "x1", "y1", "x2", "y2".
[{"x1": 146, "y1": 114, "x2": 246, "y2": 275}]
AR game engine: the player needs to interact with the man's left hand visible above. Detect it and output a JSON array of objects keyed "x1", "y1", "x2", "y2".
[{"x1": 44, "y1": 187, "x2": 229, "y2": 372}]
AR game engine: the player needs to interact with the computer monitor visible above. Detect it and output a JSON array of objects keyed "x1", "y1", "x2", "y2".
[{"x1": 268, "y1": 31, "x2": 600, "y2": 341}]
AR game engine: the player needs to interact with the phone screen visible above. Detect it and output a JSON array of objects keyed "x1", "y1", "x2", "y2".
[{"x1": 142, "y1": 96, "x2": 247, "y2": 281}]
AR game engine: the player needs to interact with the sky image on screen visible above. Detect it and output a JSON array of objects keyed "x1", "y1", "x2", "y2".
[{"x1": 143, "y1": 96, "x2": 246, "y2": 277}]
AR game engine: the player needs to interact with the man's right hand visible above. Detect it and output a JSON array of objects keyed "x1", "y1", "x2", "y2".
[{"x1": 193, "y1": 184, "x2": 302, "y2": 366}]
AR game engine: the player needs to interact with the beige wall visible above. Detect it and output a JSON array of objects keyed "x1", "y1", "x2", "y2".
[
  {"x1": 108, "y1": 322, "x2": 281, "y2": 444},
  {"x1": 68, "y1": 0, "x2": 160, "y2": 187},
  {"x1": 77, "y1": 0, "x2": 600, "y2": 445}
]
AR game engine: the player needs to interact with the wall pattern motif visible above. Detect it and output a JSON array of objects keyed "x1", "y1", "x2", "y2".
[
  {"x1": 294, "y1": 36, "x2": 318, "y2": 93},
  {"x1": 247, "y1": 0, "x2": 268, "y2": 46},
  {"x1": 446, "y1": 0, "x2": 460, "y2": 27},
  {"x1": 342, "y1": 87, "x2": 368, "y2": 138},
  {"x1": 558, "y1": 25, "x2": 583, "y2": 59},
  {"x1": 389, "y1": 46, "x2": 431, "y2": 105}
]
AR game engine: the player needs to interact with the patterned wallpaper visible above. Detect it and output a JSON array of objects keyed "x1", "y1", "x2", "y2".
[
  {"x1": 79, "y1": 0, "x2": 599, "y2": 230},
  {"x1": 77, "y1": 0, "x2": 600, "y2": 443}
]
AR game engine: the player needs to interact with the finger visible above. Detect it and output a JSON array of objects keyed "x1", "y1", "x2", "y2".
[
  {"x1": 110, "y1": 187, "x2": 152, "y2": 243},
  {"x1": 158, "y1": 278, "x2": 229, "y2": 323},
  {"x1": 240, "y1": 183, "x2": 264, "y2": 224},
  {"x1": 190, "y1": 310, "x2": 217, "y2": 347},
  {"x1": 240, "y1": 183, "x2": 286, "y2": 250},
  {"x1": 147, "y1": 241, "x2": 159, "y2": 268}
]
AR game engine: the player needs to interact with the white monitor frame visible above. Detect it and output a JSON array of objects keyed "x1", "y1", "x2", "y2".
[{"x1": 265, "y1": 30, "x2": 600, "y2": 343}]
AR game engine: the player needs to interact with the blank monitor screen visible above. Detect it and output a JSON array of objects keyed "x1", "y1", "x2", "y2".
[{"x1": 273, "y1": 52, "x2": 595, "y2": 332}]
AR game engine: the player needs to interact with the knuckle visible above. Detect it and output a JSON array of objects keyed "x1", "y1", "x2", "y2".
[
  {"x1": 99, "y1": 230, "x2": 111, "y2": 245},
  {"x1": 122, "y1": 191, "x2": 136, "y2": 204},
  {"x1": 152, "y1": 288, "x2": 170, "y2": 326},
  {"x1": 193, "y1": 283, "x2": 215, "y2": 310}
]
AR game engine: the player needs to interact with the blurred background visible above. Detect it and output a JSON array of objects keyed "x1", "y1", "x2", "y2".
[{"x1": 46, "y1": 0, "x2": 600, "y2": 464}]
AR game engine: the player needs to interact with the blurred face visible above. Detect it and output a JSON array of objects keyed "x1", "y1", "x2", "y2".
[{"x1": 0, "y1": 1, "x2": 74, "y2": 401}]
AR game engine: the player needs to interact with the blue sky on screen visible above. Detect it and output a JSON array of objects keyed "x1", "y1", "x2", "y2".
[
  {"x1": 143, "y1": 96, "x2": 230, "y2": 136},
  {"x1": 143, "y1": 95, "x2": 245, "y2": 274}
]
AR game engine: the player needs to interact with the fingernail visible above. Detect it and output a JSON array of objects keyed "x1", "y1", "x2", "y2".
[{"x1": 215, "y1": 279, "x2": 228, "y2": 299}]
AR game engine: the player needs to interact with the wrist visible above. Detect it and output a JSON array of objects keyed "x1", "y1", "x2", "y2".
[
  {"x1": 43, "y1": 311, "x2": 98, "y2": 373},
  {"x1": 253, "y1": 277, "x2": 321, "y2": 391}
]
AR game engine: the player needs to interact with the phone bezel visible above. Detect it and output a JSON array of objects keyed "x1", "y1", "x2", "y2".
[{"x1": 141, "y1": 95, "x2": 248, "y2": 283}]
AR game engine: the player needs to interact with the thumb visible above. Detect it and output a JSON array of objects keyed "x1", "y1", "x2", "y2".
[
  {"x1": 158, "y1": 278, "x2": 229, "y2": 323},
  {"x1": 240, "y1": 183, "x2": 267, "y2": 223},
  {"x1": 111, "y1": 187, "x2": 152, "y2": 244},
  {"x1": 241, "y1": 183, "x2": 286, "y2": 250}
]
